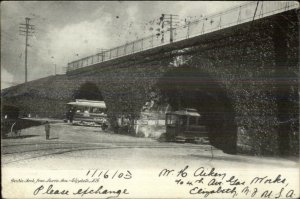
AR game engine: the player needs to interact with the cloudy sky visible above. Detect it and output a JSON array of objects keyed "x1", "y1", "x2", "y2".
[{"x1": 1, "y1": 1, "x2": 246, "y2": 89}]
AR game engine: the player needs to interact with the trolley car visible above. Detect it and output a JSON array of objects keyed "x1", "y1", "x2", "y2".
[
  {"x1": 66, "y1": 99, "x2": 109, "y2": 129},
  {"x1": 165, "y1": 108, "x2": 209, "y2": 144}
]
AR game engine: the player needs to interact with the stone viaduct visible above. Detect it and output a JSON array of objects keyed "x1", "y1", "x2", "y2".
[{"x1": 2, "y1": 9, "x2": 299, "y2": 157}]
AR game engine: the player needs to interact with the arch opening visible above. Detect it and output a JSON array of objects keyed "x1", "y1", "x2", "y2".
[
  {"x1": 73, "y1": 82, "x2": 104, "y2": 101},
  {"x1": 156, "y1": 66, "x2": 237, "y2": 154}
]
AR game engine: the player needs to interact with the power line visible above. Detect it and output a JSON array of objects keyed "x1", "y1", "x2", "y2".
[
  {"x1": 19, "y1": 17, "x2": 35, "y2": 83},
  {"x1": 2, "y1": 30, "x2": 23, "y2": 42}
]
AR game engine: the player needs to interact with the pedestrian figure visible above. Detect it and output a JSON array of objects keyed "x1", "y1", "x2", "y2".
[
  {"x1": 102, "y1": 122, "x2": 108, "y2": 131},
  {"x1": 66, "y1": 110, "x2": 70, "y2": 123},
  {"x1": 69, "y1": 107, "x2": 75, "y2": 123},
  {"x1": 45, "y1": 121, "x2": 50, "y2": 140}
]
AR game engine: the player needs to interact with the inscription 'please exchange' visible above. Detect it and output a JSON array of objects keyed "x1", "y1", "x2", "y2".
[{"x1": 33, "y1": 184, "x2": 129, "y2": 197}]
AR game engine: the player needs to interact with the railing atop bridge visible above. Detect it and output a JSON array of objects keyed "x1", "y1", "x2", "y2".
[{"x1": 66, "y1": 1, "x2": 299, "y2": 73}]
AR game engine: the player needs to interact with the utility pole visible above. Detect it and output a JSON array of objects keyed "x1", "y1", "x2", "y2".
[
  {"x1": 97, "y1": 48, "x2": 108, "y2": 62},
  {"x1": 170, "y1": 15, "x2": 173, "y2": 42},
  {"x1": 19, "y1": 17, "x2": 35, "y2": 82},
  {"x1": 51, "y1": 56, "x2": 57, "y2": 75},
  {"x1": 186, "y1": 21, "x2": 191, "y2": 38},
  {"x1": 159, "y1": 14, "x2": 179, "y2": 43}
]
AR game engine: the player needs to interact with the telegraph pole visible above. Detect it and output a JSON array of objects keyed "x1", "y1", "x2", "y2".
[
  {"x1": 183, "y1": 18, "x2": 193, "y2": 39},
  {"x1": 19, "y1": 17, "x2": 34, "y2": 82},
  {"x1": 97, "y1": 48, "x2": 108, "y2": 62},
  {"x1": 170, "y1": 15, "x2": 173, "y2": 42},
  {"x1": 159, "y1": 14, "x2": 179, "y2": 43},
  {"x1": 51, "y1": 56, "x2": 57, "y2": 75}
]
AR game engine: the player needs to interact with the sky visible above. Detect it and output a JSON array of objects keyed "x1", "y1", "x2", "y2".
[{"x1": 1, "y1": 1, "x2": 246, "y2": 89}]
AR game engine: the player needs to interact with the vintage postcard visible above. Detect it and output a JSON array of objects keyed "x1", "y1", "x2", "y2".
[{"x1": 1, "y1": 1, "x2": 299, "y2": 198}]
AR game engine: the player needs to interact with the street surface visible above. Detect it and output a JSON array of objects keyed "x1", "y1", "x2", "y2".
[{"x1": 2, "y1": 122, "x2": 298, "y2": 170}]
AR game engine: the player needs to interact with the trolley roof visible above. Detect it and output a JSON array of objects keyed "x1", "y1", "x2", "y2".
[
  {"x1": 166, "y1": 108, "x2": 200, "y2": 117},
  {"x1": 67, "y1": 99, "x2": 106, "y2": 109}
]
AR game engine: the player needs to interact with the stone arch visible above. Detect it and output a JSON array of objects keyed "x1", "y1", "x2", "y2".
[{"x1": 156, "y1": 66, "x2": 237, "y2": 154}]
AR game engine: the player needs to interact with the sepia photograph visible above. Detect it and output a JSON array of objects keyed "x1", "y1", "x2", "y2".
[{"x1": 1, "y1": 1, "x2": 299, "y2": 198}]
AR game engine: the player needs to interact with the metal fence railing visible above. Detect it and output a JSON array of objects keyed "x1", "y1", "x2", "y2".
[{"x1": 66, "y1": 1, "x2": 299, "y2": 73}]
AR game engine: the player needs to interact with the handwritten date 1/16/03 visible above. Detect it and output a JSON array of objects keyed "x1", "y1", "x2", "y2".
[{"x1": 86, "y1": 169, "x2": 132, "y2": 180}]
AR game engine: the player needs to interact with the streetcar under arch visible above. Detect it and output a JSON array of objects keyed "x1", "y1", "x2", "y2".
[{"x1": 156, "y1": 66, "x2": 237, "y2": 154}]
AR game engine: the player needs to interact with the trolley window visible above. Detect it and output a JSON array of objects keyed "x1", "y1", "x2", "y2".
[
  {"x1": 166, "y1": 114, "x2": 178, "y2": 126},
  {"x1": 179, "y1": 115, "x2": 188, "y2": 126},
  {"x1": 189, "y1": 116, "x2": 198, "y2": 125}
]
